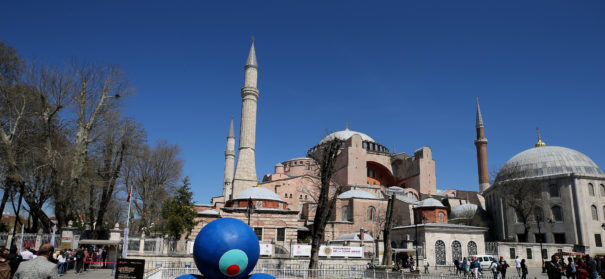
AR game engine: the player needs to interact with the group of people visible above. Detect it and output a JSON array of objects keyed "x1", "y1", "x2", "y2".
[
  {"x1": 0, "y1": 244, "x2": 109, "y2": 278},
  {"x1": 546, "y1": 254, "x2": 605, "y2": 279},
  {"x1": 453, "y1": 256, "x2": 528, "y2": 279}
]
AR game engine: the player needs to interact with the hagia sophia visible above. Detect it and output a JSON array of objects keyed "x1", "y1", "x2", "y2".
[{"x1": 193, "y1": 41, "x2": 605, "y2": 266}]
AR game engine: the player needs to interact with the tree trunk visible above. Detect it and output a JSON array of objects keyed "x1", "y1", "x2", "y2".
[
  {"x1": 382, "y1": 194, "x2": 395, "y2": 266},
  {"x1": 0, "y1": 188, "x2": 10, "y2": 224},
  {"x1": 95, "y1": 142, "x2": 126, "y2": 230}
]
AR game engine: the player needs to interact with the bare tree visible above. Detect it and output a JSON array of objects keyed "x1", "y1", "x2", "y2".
[
  {"x1": 127, "y1": 140, "x2": 183, "y2": 234},
  {"x1": 306, "y1": 139, "x2": 343, "y2": 270},
  {"x1": 499, "y1": 179, "x2": 542, "y2": 241}
]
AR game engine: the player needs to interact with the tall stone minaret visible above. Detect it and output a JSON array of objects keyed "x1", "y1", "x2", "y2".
[
  {"x1": 223, "y1": 118, "x2": 236, "y2": 199},
  {"x1": 232, "y1": 39, "x2": 259, "y2": 196},
  {"x1": 475, "y1": 98, "x2": 490, "y2": 192}
]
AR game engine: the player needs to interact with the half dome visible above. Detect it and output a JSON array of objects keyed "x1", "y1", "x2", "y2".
[
  {"x1": 232, "y1": 187, "x2": 284, "y2": 202},
  {"x1": 495, "y1": 146, "x2": 603, "y2": 182},
  {"x1": 337, "y1": 190, "x2": 378, "y2": 199}
]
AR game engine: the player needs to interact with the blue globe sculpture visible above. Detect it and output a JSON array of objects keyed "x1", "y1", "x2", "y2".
[{"x1": 193, "y1": 218, "x2": 260, "y2": 279}]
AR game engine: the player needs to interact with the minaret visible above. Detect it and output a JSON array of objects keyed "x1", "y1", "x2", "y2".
[
  {"x1": 232, "y1": 39, "x2": 260, "y2": 196},
  {"x1": 474, "y1": 98, "x2": 490, "y2": 192},
  {"x1": 223, "y1": 118, "x2": 236, "y2": 199}
]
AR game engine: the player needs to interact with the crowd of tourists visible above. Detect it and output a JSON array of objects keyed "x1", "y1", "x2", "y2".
[
  {"x1": 545, "y1": 254, "x2": 605, "y2": 279},
  {"x1": 452, "y1": 256, "x2": 525, "y2": 279},
  {"x1": 0, "y1": 244, "x2": 109, "y2": 278}
]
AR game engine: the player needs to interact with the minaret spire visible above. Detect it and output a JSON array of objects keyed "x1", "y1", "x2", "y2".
[
  {"x1": 535, "y1": 128, "x2": 546, "y2": 147},
  {"x1": 233, "y1": 40, "x2": 260, "y2": 196},
  {"x1": 223, "y1": 118, "x2": 236, "y2": 199},
  {"x1": 474, "y1": 98, "x2": 490, "y2": 192}
]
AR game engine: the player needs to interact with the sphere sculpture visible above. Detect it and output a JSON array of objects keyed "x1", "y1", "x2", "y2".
[{"x1": 175, "y1": 218, "x2": 275, "y2": 279}]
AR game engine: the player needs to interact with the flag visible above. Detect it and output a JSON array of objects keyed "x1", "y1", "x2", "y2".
[
  {"x1": 50, "y1": 225, "x2": 57, "y2": 246},
  {"x1": 122, "y1": 227, "x2": 129, "y2": 259},
  {"x1": 126, "y1": 186, "x2": 132, "y2": 202}
]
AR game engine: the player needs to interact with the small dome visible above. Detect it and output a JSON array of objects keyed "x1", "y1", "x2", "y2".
[
  {"x1": 199, "y1": 209, "x2": 220, "y2": 216},
  {"x1": 275, "y1": 163, "x2": 284, "y2": 167},
  {"x1": 320, "y1": 129, "x2": 375, "y2": 144},
  {"x1": 232, "y1": 187, "x2": 284, "y2": 202},
  {"x1": 335, "y1": 233, "x2": 375, "y2": 242},
  {"x1": 338, "y1": 190, "x2": 378, "y2": 199},
  {"x1": 285, "y1": 157, "x2": 312, "y2": 162},
  {"x1": 417, "y1": 198, "x2": 445, "y2": 208},
  {"x1": 386, "y1": 186, "x2": 405, "y2": 193},
  {"x1": 450, "y1": 204, "x2": 479, "y2": 219},
  {"x1": 495, "y1": 146, "x2": 604, "y2": 182}
]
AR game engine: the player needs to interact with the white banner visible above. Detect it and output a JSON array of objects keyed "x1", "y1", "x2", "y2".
[
  {"x1": 290, "y1": 245, "x2": 363, "y2": 258},
  {"x1": 122, "y1": 228, "x2": 129, "y2": 259},
  {"x1": 259, "y1": 243, "x2": 273, "y2": 256}
]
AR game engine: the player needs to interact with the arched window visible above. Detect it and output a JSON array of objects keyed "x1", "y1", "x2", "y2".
[
  {"x1": 435, "y1": 240, "x2": 446, "y2": 265},
  {"x1": 601, "y1": 184, "x2": 605, "y2": 197},
  {"x1": 589, "y1": 183, "x2": 595, "y2": 196},
  {"x1": 341, "y1": 206, "x2": 350, "y2": 221},
  {"x1": 534, "y1": 206, "x2": 544, "y2": 220},
  {"x1": 452, "y1": 240, "x2": 462, "y2": 261},
  {"x1": 603, "y1": 206, "x2": 605, "y2": 220},
  {"x1": 468, "y1": 241, "x2": 477, "y2": 256},
  {"x1": 438, "y1": 212, "x2": 445, "y2": 223},
  {"x1": 367, "y1": 206, "x2": 376, "y2": 221},
  {"x1": 591, "y1": 205, "x2": 598, "y2": 220},
  {"x1": 551, "y1": 206, "x2": 563, "y2": 222}
]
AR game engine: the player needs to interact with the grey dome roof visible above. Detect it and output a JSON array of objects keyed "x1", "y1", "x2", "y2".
[
  {"x1": 495, "y1": 146, "x2": 604, "y2": 182},
  {"x1": 335, "y1": 233, "x2": 375, "y2": 242},
  {"x1": 417, "y1": 198, "x2": 445, "y2": 208},
  {"x1": 232, "y1": 187, "x2": 284, "y2": 202},
  {"x1": 286, "y1": 157, "x2": 312, "y2": 162},
  {"x1": 450, "y1": 204, "x2": 479, "y2": 219},
  {"x1": 199, "y1": 209, "x2": 220, "y2": 216},
  {"x1": 338, "y1": 190, "x2": 378, "y2": 199},
  {"x1": 386, "y1": 186, "x2": 405, "y2": 193},
  {"x1": 320, "y1": 129, "x2": 375, "y2": 144}
]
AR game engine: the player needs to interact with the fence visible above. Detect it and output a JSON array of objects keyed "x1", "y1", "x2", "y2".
[{"x1": 143, "y1": 268, "x2": 490, "y2": 279}]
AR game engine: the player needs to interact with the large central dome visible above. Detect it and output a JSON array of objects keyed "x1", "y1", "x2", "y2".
[
  {"x1": 319, "y1": 128, "x2": 375, "y2": 144},
  {"x1": 495, "y1": 146, "x2": 604, "y2": 183}
]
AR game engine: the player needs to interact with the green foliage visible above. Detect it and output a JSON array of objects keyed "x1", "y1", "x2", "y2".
[{"x1": 161, "y1": 177, "x2": 198, "y2": 239}]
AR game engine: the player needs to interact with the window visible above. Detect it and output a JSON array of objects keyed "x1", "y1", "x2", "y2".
[
  {"x1": 554, "y1": 233, "x2": 566, "y2": 244},
  {"x1": 284, "y1": 193, "x2": 288, "y2": 198},
  {"x1": 367, "y1": 206, "x2": 376, "y2": 221},
  {"x1": 526, "y1": 248, "x2": 533, "y2": 259},
  {"x1": 467, "y1": 241, "x2": 477, "y2": 256},
  {"x1": 305, "y1": 195, "x2": 308, "y2": 200},
  {"x1": 517, "y1": 234, "x2": 527, "y2": 242},
  {"x1": 592, "y1": 205, "x2": 599, "y2": 220},
  {"x1": 509, "y1": 248, "x2": 516, "y2": 259},
  {"x1": 549, "y1": 184, "x2": 560, "y2": 197},
  {"x1": 438, "y1": 212, "x2": 445, "y2": 223},
  {"x1": 541, "y1": 249, "x2": 548, "y2": 259},
  {"x1": 341, "y1": 206, "x2": 350, "y2": 221},
  {"x1": 601, "y1": 184, "x2": 605, "y2": 196},
  {"x1": 277, "y1": 228, "x2": 285, "y2": 241},
  {"x1": 435, "y1": 240, "x2": 446, "y2": 265},
  {"x1": 254, "y1": 228, "x2": 262, "y2": 241},
  {"x1": 534, "y1": 206, "x2": 544, "y2": 220},
  {"x1": 551, "y1": 206, "x2": 563, "y2": 221},
  {"x1": 589, "y1": 183, "x2": 595, "y2": 196},
  {"x1": 535, "y1": 233, "x2": 546, "y2": 243},
  {"x1": 289, "y1": 193, "x2": 293, "y2": 198},
  {"x1": 299, "y1": 194, "x2": 302, "y2": 199},
  {"x1": 452, "y1": 241, "x2": 462, "y2": 261},
  {"x1": 596, "y1": 234, "x2": 602, "y2": 247},
  {"x1": 603, "y1": 206, "x2": 605, "y2": 220}
]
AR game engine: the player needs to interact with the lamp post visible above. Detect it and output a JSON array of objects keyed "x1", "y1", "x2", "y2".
[{"x1": 414, "y1": 211, "x2": 427, "y2": 270}]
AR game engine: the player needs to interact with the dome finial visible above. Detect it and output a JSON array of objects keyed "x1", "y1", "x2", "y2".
[
  {"x1": 535, "y1": 128, "x2": 546, "y2": 147},
  {"x1": 345, "y1": 121, "x2": 349, "y2": 131}
]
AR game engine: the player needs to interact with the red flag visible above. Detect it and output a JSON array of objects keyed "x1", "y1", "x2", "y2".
[{"x1": 126, "y1": 186, "x2": 132, "y2": 202}]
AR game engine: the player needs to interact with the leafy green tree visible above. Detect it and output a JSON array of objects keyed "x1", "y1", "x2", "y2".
[{"x1": 161, "y1": 177, "x2": 198, "y2": 239}]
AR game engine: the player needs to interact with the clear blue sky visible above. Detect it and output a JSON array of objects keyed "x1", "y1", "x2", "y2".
[{"x1": 2, "y1": 1, "x2": 604, "y2": 204}]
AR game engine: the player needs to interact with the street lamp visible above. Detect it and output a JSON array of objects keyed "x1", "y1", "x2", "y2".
[{"x1": 536, "y1": 215, "x2": 547, "y2": 273}]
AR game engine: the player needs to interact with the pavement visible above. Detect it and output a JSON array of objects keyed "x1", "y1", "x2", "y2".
[{"x1": 60, "y1": 269, "x2": 114, "y2": 278}]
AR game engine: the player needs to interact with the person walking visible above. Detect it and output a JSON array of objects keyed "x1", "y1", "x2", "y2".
[
  {"x1": 515, "y1": 256, "x2": 521, "y2": 277},
  {"x1": 489, "y1": 258, "x2": 500, "y2": 279},
  {"x1": 14, "y1": 244, "x2": 59, "y2": 279},
  {"x1": 6, "y1": 245, "x2": 22, "y2": 278},
  {"x1": 471, "y1": 257, "x2": 480, "y2": 278},
  {"x1": 75, "y1": 248, "x2": 84, "y2": 273},
  {"x1": 566, "y1": 257, "x2": 577, "y2": 279},
  {"x1": 499, "y1": 256, "x2": 509, "y2": 279},
  {"x1": 462, "y1": 258, "x2": 469, "y2": 276},
  {"x1": 521, "y1": 259, "x2": 528, "y2": 279},
  {"x1": 454, "y1": 258, "x2": 460, "y2": 275},
  {"x1": 56, "y1": 252, "x2": 66, "y2": 275},
  {"x1": 424, "y1": 259, "x2": 430, "y2": 274},
  {"x1": 546, "y1": 255, "x2": 563, "y2": 279}
]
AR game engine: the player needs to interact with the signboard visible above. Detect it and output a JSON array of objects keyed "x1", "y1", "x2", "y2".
[
  {"x1": 115, "y1": 258, "x2": 145, "y2": 279},
  {"x1": 260, "y1": 243, "x2": 273, "y2": 256},
  {"x1": 291, "y1": 245, "x2": 363, "y2": 258},
  {"x1": 319, "y1": 246, "x2": 363, "y2": 258}
]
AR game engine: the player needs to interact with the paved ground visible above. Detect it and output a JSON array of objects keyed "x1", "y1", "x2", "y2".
[{"x1": 61, "y1": 269, "x2": 114, "y2": 278}]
